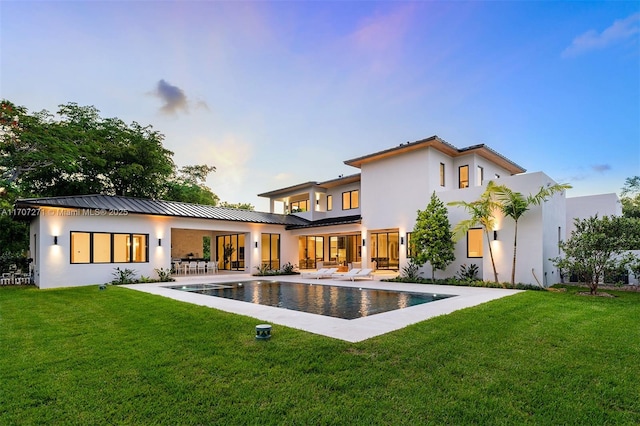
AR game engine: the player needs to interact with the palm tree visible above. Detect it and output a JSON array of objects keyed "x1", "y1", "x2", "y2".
[
  {"x1": 449, "y1": 181, "x2": 502, "y2": 284},
  {"x1": 494, "y1": 183, "x2": 572, "y2": 285}
]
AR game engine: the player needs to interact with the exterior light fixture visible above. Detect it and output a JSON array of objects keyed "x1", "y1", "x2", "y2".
[
  {"x1": 400, "y1": 236, "x2": 405, "y2": 245},
  {"x1": 54, "y1": 236, "x2": 58, "y2": 245},
  {"x1": 362, "y1": 239, "x2": 366, "y2": 247},
  {"x1": 158, "y1": 238, "x2": 162, "y2": 247},
  {"x1": 493, "y1": 230, "x2": 498, "y2": 241},
  {"x1": 255, "y1": 241, "x2": 258, "y2": 248}
]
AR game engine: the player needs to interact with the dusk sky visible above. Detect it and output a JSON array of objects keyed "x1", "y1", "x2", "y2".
[{"x1": 2, "y1": 1, "x2": 638, "y2": 211}]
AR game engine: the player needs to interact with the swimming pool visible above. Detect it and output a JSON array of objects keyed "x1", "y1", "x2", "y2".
[{"x1": 166, "y1": 280, "x2": 454, "y2": 320}]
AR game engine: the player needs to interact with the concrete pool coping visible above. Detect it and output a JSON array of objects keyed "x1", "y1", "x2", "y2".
[{"x1": 124, "y1": 274, "x2": 523, "y2": 342}]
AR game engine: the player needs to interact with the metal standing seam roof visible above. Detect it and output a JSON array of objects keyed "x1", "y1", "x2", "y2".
[
  {"x1": 285, "y1": 214, "x2": 362, "y2": 230},
  {"x1": 14, "y1": 194, "x2": 311, "y2": 226}
]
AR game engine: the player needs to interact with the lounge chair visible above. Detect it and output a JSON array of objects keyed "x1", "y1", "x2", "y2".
[
  {"x1": 301, "y1": 268, "x2": 329, "y2": 278},
  {"x1": 332, "y1": 268, "x2": 361, "y2": 280},
  {"x1": 350, "y1": 268, "x2": 374, "y2": 281}
]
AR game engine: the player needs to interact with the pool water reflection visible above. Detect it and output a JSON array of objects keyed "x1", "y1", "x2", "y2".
[{"x1": 166, "y1": 281, "x2": 454, "y2": 320}]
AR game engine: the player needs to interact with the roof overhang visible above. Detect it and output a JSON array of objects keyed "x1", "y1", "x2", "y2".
[{"x1": 344, "y1": 135, "x2": 525, "y2": 175}]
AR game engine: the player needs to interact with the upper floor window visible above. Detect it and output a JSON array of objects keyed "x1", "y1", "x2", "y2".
[
  {"x1": 439, "y1": 163, "x2": 445, "y2": 187},
  {"x1": 290, "y1": 200, "x2": 309, "y2": 212},
  {"x1": 342, "y1": 190, "x2": 359, "y2": 210},
  {"x1": 459, "y1": 165, "x2": 469, "y2": 188},
  {"x1": 477, "y1": 166, "x2": 484, "y2": 186},
  {"x1": 327, "y1": 195, "x2": 333, "y2": 211}
]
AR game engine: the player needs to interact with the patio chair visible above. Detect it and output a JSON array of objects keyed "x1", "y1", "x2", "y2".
[
  {"x1": 187, "y1": 261, "x2": 197, "y2": 274},
  {"x1": 207, "y1": 261, "x2": 218, "y2": 274},
  {"x1": 349, "y1": 268, "x2": 374, "y2": 281},
  {"x1": 317, "y1": 268, "x2": 339, "y2": 279},
  {"x1": 197, "y1": 261, "x2": 206, "y2": 274},
  {"x1": 332, "y1": 268, "x2": 361, "y2": 280},
  {"x1": 301, "y1": 268, "x2": 329, "y2": 279}
]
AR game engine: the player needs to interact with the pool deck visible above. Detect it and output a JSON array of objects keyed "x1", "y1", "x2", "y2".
[{"x1": 124, "y1": 274, "x2": 522, "y2": 342}]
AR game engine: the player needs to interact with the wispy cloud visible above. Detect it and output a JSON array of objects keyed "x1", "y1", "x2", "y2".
[
  {"x1": 151, "y1": 79, "x2": 210, "y2": 115},
  {"x1": 591, "y1": 164, "x2": 611, "y2": 173},
  {"x1": 562, "y1": 13, "x2": 640, "y2": 58}
]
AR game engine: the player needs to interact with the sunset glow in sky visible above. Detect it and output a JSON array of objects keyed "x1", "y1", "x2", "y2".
[{"x1": 2, "y1": 1, "x2": 638, "y2": 210}]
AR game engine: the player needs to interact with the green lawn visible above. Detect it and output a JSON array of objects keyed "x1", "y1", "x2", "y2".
[{"x1": 1, "y1": 285, "x2": 639, "y2": 425}]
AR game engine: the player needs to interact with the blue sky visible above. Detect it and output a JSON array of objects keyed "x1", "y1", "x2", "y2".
[{"x1": 1, "y1": 1, "x2": 638, "y2": 211}]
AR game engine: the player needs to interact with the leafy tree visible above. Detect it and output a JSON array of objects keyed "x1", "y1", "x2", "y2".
[
  {"x1": 551, "y1": 215, "x2": 640, "y2": 294},
  {"x1": 494, "y1": 183, "x2": 571, "y2": 285},
  {"x1": 412, "y1": 192, "x2": 455, "y2": 281},
  {"x1": 450, "y1": 181, "x2": 502, "y2": 283},
  {"x1": 164, "y1": 165, "x2": 219, "y2": 205},
  {"x1": 621, "y1": 176, "x2": 640, "y2": 219}
]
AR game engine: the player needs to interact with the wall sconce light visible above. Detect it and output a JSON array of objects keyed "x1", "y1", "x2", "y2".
[
  {"x1": 362, "y1": 239, "x2": 366, "y2": 247},
  {"x1": 158, "y1": 238, "x2": 162, "y2": 247},
  {"x1": 255, "y1": 241, "x2": 258, "y2": 248},
  {"x1": 493, "y1": 230, "x2": 498, "y2": 241},
  {"x1": 53, "y1": 236, "x2": 58, "y2": 245},
  {"x1": 400, "y1": 236, "x2": 405, "y2": 245}
]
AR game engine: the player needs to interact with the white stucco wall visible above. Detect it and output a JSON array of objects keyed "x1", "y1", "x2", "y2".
[
  {"x1": 30, "y1": 207, "x2": 291, "y2": 289},
  {"x1": 565, "y1": 193, "x2": 622, "y2": 234}
]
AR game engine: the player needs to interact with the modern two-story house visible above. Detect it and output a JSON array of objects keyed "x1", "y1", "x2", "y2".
[{"x1": 14, "y1": 135, "x2": 623, "y2": 289}]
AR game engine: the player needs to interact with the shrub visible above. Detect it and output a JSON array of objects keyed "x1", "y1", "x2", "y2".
[
  {"x1": 155, "y1": 267, "x2": 174, "y2": 282},
  {"x1": 401, "y1": 259, "x2": 422, "y2": 281},
  {"x1": 456, "y1": 263, "x2": 479, "y2": 281},
  {"x1": 111, "y1": 267, "x2": 137, "y2": 285}
]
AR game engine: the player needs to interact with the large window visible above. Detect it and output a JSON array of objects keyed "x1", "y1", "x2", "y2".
[
  {"x1": 370, "y1": 231, "x2": 399, "y2": 270},
  {"x1": 342, "y1": 190, "x2": 359, "y2": 210},
  {"x1": 477, "y1": 166, "x2": 484, "y2": 186},
  {"x1": 467, "y1": 228, "x2": 483, "y2": 258},
  {"x1": 217, "y1": 234, "x2": 245, "y2": 271},
  {"x1": 440, "y1": 163, "x2": 445, "y2": 187},
  {"x1": 70, "y1": 232, "x2": 148, "y2": 264},
  {"x1": 327, "y1": 195, "x2": 333, "y2": 211},
  {"x1": 261, "y1": 233, "x2": 280, "y2": 270},
  {"x1": 459, "y1": 165, "x2": 469, "y2": 188},
  {"x1": 299, "y1": 236, "x2": 324, "y2": 269},
  {"x1": 290, "y1": 200, "x2": 309, "y2": 212},
  {"x1": 329, "y1": 235, "x2": 361, "y2": 266}
]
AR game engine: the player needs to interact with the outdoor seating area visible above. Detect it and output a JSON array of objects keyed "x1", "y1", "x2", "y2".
[{"x1": 171, "y1": 259, "x2": 218, "y2": 275}]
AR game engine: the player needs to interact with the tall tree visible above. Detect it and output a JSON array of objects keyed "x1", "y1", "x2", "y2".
[
  {"x1": 494, "y1": 183, "x2": 571, "y2": 285},
  {"x1": 164, "y1": 165, "x2": 220, "y2": 205},
  {"x1": 449, "y1": 181, "x2": 502, "y2": 284},
  {"x1": 621, "y1": 176, "x2": 640, "y2": 219},
  {"x1": 551, "y1": 215, "x2": 639, "y2": 294},
  {"x1": 412, "y1": 192, "x2": 455, "y2": 281}
]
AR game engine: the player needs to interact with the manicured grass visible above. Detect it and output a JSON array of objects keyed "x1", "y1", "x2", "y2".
[{"x1": 1, "y1": 285, "x2": 639, "y2": 425}]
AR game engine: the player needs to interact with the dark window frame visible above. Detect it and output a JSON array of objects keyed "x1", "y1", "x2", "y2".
[{"x1": 70, "y1": 231, "x2": 149, "y2": 264}]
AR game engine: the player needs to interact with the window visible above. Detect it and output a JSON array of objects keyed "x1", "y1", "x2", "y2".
[
  {"x1": 217, "y1": 234, "x2": 245, "y2": 271},
  {"x1": 71, "y1": 232, "x2": 90, "y2": 264},
  {"x1": 93, "y1": 233, "x2": 111, "y2": 263},
  {"x1": 406, "y1": 232, "x2": 415, "y2": 258},
  {"x1": 327, "y1": 195, "x2": 333, "y2": 211},
  {"x1": 459, "y1": 165, "x2": 469, "y2": 188},
  {"x1": 299, "y1": 236, "x2": 324, "y2": 269},
  {"x1": 342, "y1": 190, "x2": 359, "y2": 210},
  {"x1": 467, "y1": 229, "x2": 483, "y2": 258},
  {"x1": 477, "y1": 166, "x2": 484, "y2": 186},
  {"x1": 329, "y1": 235, "x2": 361, "y2": 265},
  {"x1": 290, "y1": 200, "x2": 309, "y2": 212},
  {"x1": 370, "y1": 231, "x2": 399, "y2": 270},
  {"x1": 70, "y1": 232, "x2": 148, "y2": 264},
  {"x1": 439, "y1": 163, "x2": 445, "y2": 187},
  {"x1": 261, "y1": 233, "x2": 280, "y2": 270}
]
